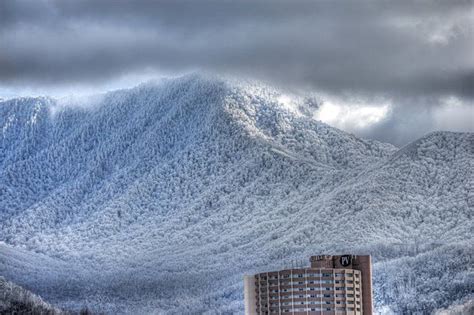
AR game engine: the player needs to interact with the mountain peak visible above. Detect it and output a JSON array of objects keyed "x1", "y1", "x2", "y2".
[{"x1": 390, "y1": 130, "x2": 473, "y2": 162}]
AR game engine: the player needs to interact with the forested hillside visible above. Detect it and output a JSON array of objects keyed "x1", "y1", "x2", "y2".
[
  {"x1": 0, "y1": 75, "x2": 472, "y2": 314},
  {"x1": 0, "y1": 276, "x2": 66, "y2": 314}
]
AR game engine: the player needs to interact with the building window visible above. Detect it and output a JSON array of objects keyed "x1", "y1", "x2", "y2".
[{"x1": 310, "y1": 273, "x2": 322, "y2": 277}]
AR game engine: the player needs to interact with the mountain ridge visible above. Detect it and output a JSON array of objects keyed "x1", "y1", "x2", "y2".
[{"x1": 0, "y1": 74, "x2": 472, "y2": 314}]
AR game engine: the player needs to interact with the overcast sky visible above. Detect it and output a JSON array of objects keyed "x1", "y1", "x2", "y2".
[{"x1": 1, "y1": 0, "x2": 473, "y2": 145}]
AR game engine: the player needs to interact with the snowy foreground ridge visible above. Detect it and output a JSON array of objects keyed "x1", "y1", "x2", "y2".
[
  {"x1": 0, "y1": 75, "x2": 472, "y2": 314},
  {"x1": 0, "y1": 276, "x2": 66, "y2": 314}
]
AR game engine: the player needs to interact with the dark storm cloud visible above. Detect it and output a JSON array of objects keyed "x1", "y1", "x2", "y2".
[{"x1": 0, "y1": 0, "x2": 473, "y2": 144}]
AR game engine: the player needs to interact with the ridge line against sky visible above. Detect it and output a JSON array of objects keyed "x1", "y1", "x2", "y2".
[{"x1": 0, "y1": 0, "x2": 473, "y2": 145}]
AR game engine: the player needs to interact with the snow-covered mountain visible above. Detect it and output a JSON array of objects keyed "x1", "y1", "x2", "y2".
[{"x1": 0, "y1": 75, "x2": 472, "y2": 314}]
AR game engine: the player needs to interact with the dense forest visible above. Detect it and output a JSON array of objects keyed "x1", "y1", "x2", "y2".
[{"x1": 1, "y1": 75, "x2": 472, "y2": 313}]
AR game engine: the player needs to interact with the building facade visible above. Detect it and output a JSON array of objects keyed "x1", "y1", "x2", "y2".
[{"x1": 244, "y1": 255, "x2": 372, "y2": 315}]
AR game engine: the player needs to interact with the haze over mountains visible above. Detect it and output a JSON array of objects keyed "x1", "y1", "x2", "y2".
[{"x1": 0, "y1": 75, "x2": 472, "y2": 314}]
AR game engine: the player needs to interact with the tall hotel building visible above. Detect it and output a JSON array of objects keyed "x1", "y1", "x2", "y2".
[{"x1": 244, "y1": 255, "x2": 372, "y2": 315}]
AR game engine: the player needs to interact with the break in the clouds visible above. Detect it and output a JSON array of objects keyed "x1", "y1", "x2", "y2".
[{"x1": 0, "y1": 0, "x2": 473, "y2": 144}]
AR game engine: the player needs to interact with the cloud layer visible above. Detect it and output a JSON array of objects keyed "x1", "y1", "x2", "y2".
[{"x1": 1, "y1": 0, "x2": 473, "y2": 144}]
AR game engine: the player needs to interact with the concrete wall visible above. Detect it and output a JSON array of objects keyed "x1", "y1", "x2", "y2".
[{"x1": 244, "y1": 275, "x2": 257, "y2": 315}]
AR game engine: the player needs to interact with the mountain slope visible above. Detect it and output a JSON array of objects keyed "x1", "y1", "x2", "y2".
[
  {"x1": 0, "y1": 275, "x2": 67, "y2": 315},
  {"x1": 0, "y1": 75, "x2": 472, "y2": 314}
]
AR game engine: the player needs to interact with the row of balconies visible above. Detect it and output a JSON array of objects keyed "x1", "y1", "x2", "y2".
[
  {"x1": 258, "y1": 298, "x2": 360, "y2": 304},
  {"x1": 257, "y1": 306, "x2": 361, "y2": 313},
  {"x1": 258, "y1": 294, "x2": 359, "y2": 300},
  {"x1": 257, "y1": 281, "x2": 358, "y2": 287},
  {"x1": 257, "y1": 292, "x2": 358, "y2": 300},
  {"x1": 259, "y1": 290, "x2": 359, "y2": 297},
  {"x1": 257, "y1": 299, "x2": 359, "y2": 306},
  {"x1": 256, "y1": 286, "x2": 358, "y2": 294},
  {"x1": 256, "y1": 272, "x2": 358, "y2": 280}
]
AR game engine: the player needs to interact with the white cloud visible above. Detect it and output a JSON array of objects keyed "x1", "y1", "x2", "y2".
[
  {"x1": 432, "y1": 96, "x2": 474, "y2": 132},
  {"x1": 315, "y1": 97, "x2": 391, "y2": 132},
  {"x1": 0, "y1": 70, "x2": 169, "y2": 100}
]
